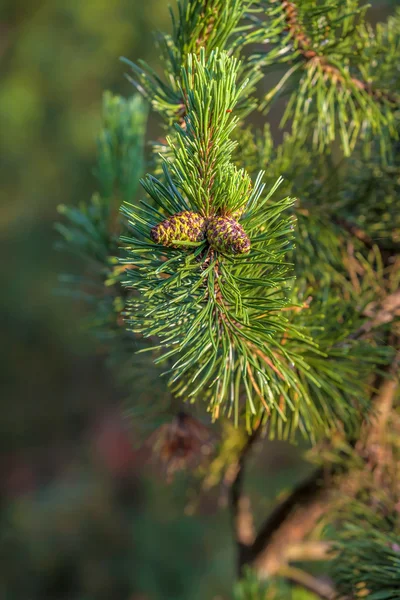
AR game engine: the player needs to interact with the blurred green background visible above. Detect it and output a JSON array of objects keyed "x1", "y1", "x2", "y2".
[{"x1": 0, "y1": 1, "x2": 392, "y2": 599}]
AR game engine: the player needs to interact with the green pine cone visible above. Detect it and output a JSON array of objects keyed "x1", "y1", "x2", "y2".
[
  {"x1": 207, "y1": 216, "x2": 251, "y2": 255},
  {"x1": 150, "y1": 211, "x2": 207, "y2": 248}
]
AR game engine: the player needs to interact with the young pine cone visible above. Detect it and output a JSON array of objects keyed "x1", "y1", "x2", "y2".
[
  {"x1": 207, "y1": 215, "x2": 251, "y2": 255},
  {"x1": 150, "y1": 210, "x2": 206, "y2": 248}
]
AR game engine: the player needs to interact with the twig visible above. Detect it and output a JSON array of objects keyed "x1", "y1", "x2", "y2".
[
  {"x1": 248, "y1": 467, "x2": 330, "y2": 575},
  {"x1": 242, "y1": 351, "x2": 399, "y2": 577},
  {"x1": 278, "y1": 0, "x2": 398, "y2": 106},
  {"x1": 346, "y1": 290, "x2": 400, "y2": 342},
  {"x1": 333, "y1": 216, "x2": 374, "y2": 248},
  {"x1": 358, "y1": 349, "x2": 400, "y2": 484},
  {"x1": 277, "y1": 565, "x2": 336, "y2": 600},
  {"x1": 366, "y1": 349, "x2": 400, "y2": 444},
  {"x1": 285, "y1": 541, "x2": 333, "y2": 563}
]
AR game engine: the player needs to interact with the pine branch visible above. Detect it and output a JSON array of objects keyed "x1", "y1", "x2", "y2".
[
  {"x1": 120, "y1": 48, "x2": 391, "y2": 437},
  {"x1": 228, "y1": 430, "x2": 334, "y2": 585},
  {"x1": 54, "y1": 1, "x2": 400, "y2": 596},
  {"x1": 54, "y1": 92, "x2": 172, "y2": 411},
  {"x1": 278, "y1": 0, "x2": 397, "y2": 105},
  {"x1": 253, "y1": 0, "x2": 399, "y2": 156},
  {"x1": 330, "y1": 520, "x2": 400, "y2": 599},
  {"x1": 331, "y1": 146, "x2": 400, "y2": 252},
  {"x1": 122, "y1": 0, "x2": 261, "y2": 125},
  {"x1": 121, "y1": 50, "x2": 326, "y2": 432},
  {"x1": 237, "y1": 350, "x2": 399, "y2": 577},
  {"x1": 56, "y1": 92, "x2": 148, "y2": 265}
]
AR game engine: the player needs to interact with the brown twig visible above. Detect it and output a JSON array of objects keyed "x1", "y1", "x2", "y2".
[
  {"x1": 238, "y1": 350, "x2": 399, "y2": 581},
  {"x1": 223, "y1": 352, "x2": 399, "y2": 599},
  {"x1": 345, "y1": 290, "x2": 400, "y2": 341},
  {"x1": 277, "y1": 565, "x2": 336, "y2": 600},
  {"x1": 285, "y1": 541, "x2": 333, "y2": 563},
  {"x1": 247, "y1": 466, "x2": 330, "y2": 575},
  {"x1": 227, "y1": 342, "x2": 399, "y2": 592},
  {"x1": 196, "y1": 1, "x2": 217, "y2": 50},
  {"x1": 333, "y1": 216, "x2": 374, "y2": 249},
  {"x1": 362, "y1": 348, "x2": 400, "y2": 459}
]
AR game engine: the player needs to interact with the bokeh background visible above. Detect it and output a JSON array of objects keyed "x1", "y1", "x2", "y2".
[{"x1": 0, "y1": 1, "x2": 393, "y2": 599}]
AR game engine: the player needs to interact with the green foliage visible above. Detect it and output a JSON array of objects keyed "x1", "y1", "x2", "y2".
[
  {"x1": 121, "y1": 50, "x2": 317, "y2": 431},
  {"x1": 326, "y1": 406, "x2": 400, "y2": 598},
  {"x1": 56, "y1": 90, "x2": 147, "y2": 276},
  {"x1": 233, "y1": 570, "x2": 269, "y2": 599},
  {"x1": 55, "y1": 91, "x2": 151, "y2": 376},
  {"x1": 95, "y1": 93, "x2": 149, "y2": 204},
  {"x1": 121, "y1": 0, "x2": 262, "y2": 125},
  {"x1": 329, "y1": 504, "x2": 400, "y2": 599},
  {"x1": 231, "y1": 124, "x2": 347, "y2": 284},
  {"x1": 160, "y1": 0, "x2": 253, "y2": 74},
  {"x1": 51, "y1": 2, "x2": 398, "y2": 442},
  {"x1": 252, "y1": 0, "x2": 399, "y2": 156},
  {"x1": 121, "y1": 48, "x2": 391, "y2": 438},
  {"x1": 234, "y1": 569, "x2": 319, "y2": 600},
  {"x1": 53, "y1": 5, "x2": 395, "y2": 441},
  {"x1": 333, "y1": 143, "x2": 400, "y2": 250}
]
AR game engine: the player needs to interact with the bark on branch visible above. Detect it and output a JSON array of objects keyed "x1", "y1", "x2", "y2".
[
  {"x1": 230, "y1": 350, "x2": 399, "y2": 589},
  {"x1": 248, "y1": 466, "x2": 332, "y2": 575}
]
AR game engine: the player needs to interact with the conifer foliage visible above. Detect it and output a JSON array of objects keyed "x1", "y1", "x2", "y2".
[
  {"x1": 121, "y1": 50, "x2": 309, "y2": 430},
  {"x1": 57, "y1": 0, "x2": 400, "y2": 597}
]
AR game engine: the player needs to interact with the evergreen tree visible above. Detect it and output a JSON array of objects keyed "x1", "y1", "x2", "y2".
[{"x1": 57, "y1": 1, "x2": 400, "y2": 597}]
